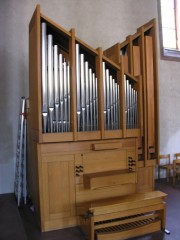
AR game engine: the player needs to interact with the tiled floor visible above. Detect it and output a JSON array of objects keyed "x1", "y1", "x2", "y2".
[{"x1": 0, "y1": 179, "x2": 180, "y2": 240}]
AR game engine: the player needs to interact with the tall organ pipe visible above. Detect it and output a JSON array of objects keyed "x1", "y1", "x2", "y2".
[
  {"x1": 76, "y1": 44, "x2": 81, "y2": 132},
  {"x1": 41, "y1": 23, "x2": 48, "y2": 133},
  {"x1": 67, "y1": 63, "x2": 71, "y2": 132},
  {"x1": 63, "y1": 60, "x2": 68, "y2": 132},
  {"x1": 59, "y1": 53, "x2": 64, "y2": 132},
  {"x1": 85, "y1": 61, "x2": 90, "y2": 131},
  {"x1": 47, "y1": 34, "x2": 54, "y2": 133},
  {"x1": 54, "y1": 45, "x2": 59, "y2": 132},
  {"x1": 80, "y1": 54, "x2": 86, "y2": 131},
  {"x1": 89, "y1": 68, "x2": 93, "y2": 131}
]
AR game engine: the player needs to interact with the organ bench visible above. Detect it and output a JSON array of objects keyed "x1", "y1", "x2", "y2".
[{"x1": 78, "y1": 191, "x2": 167, "y2": 240}]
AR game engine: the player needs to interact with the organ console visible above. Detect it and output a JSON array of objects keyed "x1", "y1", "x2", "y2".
[{"x1": 28, "y1": 4, "x2": 168, "y2": 239}]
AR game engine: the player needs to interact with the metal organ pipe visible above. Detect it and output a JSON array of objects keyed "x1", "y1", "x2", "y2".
[
  {"x1": 92, "y1": 73, "x2": 96, "y2": 130},
  {"x1": 106, "y1": 69, "x2": 110, "y2": 130},
  {"x1": 75, "y1": 44, "x2": 99, "y2": 132},
  {"x1": 116, "y1": 75, "x2": 119, "y2": 128},
  {"x1": 89, "y1": 68, "x2": 93, "y2": 131},
  {"x1": 76, "y1": 44, "x2": 81, "y2": 132},
  {"x1": 112, "y1": 79, "x2": 116, "y2": 129},
  {"x1": 95, "y1": 77, "x2": 98, "y2": 130},
  {"x1": 59, "y1": 53, "x2": 64, "y2": 132},
  {"x1": 47, "y1": 34, "x2": 54, "y2": 133},
  {"x1": 102, "y1": 62, "x2": 107, "y2": 130},
  {"x1": 103, "y1": 62, "x2": 120, "y2": 130},
  {"x1": 124, "y1": 74, "x2": 138, "y2": 129},
  {"x1": 110, "y1": 75, "x2": 114, "y2": 129},
  {"x1": 41, "y1": 22, "x2": 71, "y2": 133},
  {"x1": 54, "y1": 45, "x2": 59, "y2": 132},
  {"x1": 80, "y1": 54, "x2": 86, "y2": 131},
  {"x1": 63, "y1": 60, "x2": 68, "y2": 132},
  {"x1": 115, "y1": 82, "x2": 118, "y2": 129},
  {"x1": 67, "y1": 63, "x2": 70, "y2": 132},
  {"x1": 85, "y1": 61, "x2": 90, "y2": 131},
  {"x1": 41, "y1": 23, "x2": 138, "y2": 134},
  {"x1": 41, "y1": 22, "x2": 48, "y2": 133}
]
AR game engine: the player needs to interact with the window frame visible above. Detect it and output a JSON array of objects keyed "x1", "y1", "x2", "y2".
[{"x1": 158, "y1": 0, "x2": 180, "y2": 61}]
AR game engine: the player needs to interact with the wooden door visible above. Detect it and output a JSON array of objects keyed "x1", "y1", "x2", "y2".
[{"x1": 41, "y1": 153, "x2": 76, "y2": 230}]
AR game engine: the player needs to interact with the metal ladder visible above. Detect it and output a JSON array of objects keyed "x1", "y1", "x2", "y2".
[{"x1": 14, "y1": 97, "x2": 27, "y2": 207}]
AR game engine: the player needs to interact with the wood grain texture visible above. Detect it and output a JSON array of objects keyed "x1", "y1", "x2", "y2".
[{"x1": 144, "y1": 36, "x2": 155, "y2": 149}]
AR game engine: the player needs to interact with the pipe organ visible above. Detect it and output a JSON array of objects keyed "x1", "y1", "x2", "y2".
[
  {"x1": 103, "y1": 62, "x2": 120, "y2": 131},
  {"x1": 41, "y1": 22, "x2": 71, "y2": 133},
  {"x1": 124, "y1": 75, "x2": 138, "y2": 129},
  {"x1": 75, "y1": 43, "x2": 98, "y2": 132},
  {"x1": 28, "y1": 5, "x2": 167, "y2": 240}
]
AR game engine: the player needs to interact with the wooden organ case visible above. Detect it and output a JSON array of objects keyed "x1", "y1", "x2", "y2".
[{"x1": 28, "y1": 5, "x2": 167, "y2": 240}]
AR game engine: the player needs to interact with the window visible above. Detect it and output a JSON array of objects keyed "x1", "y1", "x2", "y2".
[{"x1": 158, "y1": 0, "x2": 180, "y2": 60}]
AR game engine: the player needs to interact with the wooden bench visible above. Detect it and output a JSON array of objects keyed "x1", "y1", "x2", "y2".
[{"x1": 78, "y1": 191, "x2": 167, "y2": 240}]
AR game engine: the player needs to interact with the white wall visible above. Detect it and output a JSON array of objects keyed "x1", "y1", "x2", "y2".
[
  {"x1": 159, "y1": 61, "x2": 180, "y2": 155},
  {"x1": 0, "y1": 0, "x2": 179, "y2": 193}
]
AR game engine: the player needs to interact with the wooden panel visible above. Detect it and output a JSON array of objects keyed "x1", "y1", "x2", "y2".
[
  {"x1": 76, "y1": 131, "x2": 101, "y2": 141},
  {"x1": 84, "y1": 170, "x2": 136, "y2": 189},
  {"x1": 137, "y1": 75, "x2": 143, "y2": 150},
  {"x1": 42, "y1": 132, "x2": 73, "y2": 142},
  {"x1": 126, "y1": 129, "x2": 140, "y2": 138},
  {"x1": 92, "y1": 142, "x2": 122, "y2": 151},
  {"x1": 121, "y1": 55, "x2": 129, "y2": 73},
  {"x1": 145, "y1": 36, "x2": 155, "y2": 149},
  {"x1": 96, "y1": 48, "x2": 104, "y2": 138},
  {"x1": 133, "y1": 46, "x2": 141, "y2": 76},
  {"x1": 103, "y1": 130, "x2": 123, "y2": 139},
  {"x1": 76, "y1": 183, "x2": 136, "y2": 204},
  {"x1": 122, "y1": 138, "x2": 136, "y2": 148},
  {"x1": 43, "y1": 216, "x2": 77, "y2": 231},
  {"x1": 83, "y1": 150, "x2": 127, "y2": 174},
  {"x1": 127, "y1": 149, "x2": 136, "y2": 160},
  {"x1": 27, "y1": 140, "x2": 41, "y2": 226},
  {"x1": 137, "y1": 166, "x2": 154, "y2": 192},
  {"x1": 48, "y1": 162, "x2": 72, "y2": 217},
  {"x1": 126, "y1": 36, "x2": 133, "y2": 74},
  {"x1": 93, "y1": 203, "x2": 165, "y2": 222},
  {"x1": 103, "y1": 43, "x2": 120, "y2": 64},
  {"x1": 41, "y1": 157, "x2": 76, "y2": 223},
  {"x1": 28, "y1": 4, "x2": 42, "y2": 227},
  {"x1": 29, "y1": 5, "x2": 42, "y2": 142},
  {"x1": 137, "y1": 27, "x2": 148, "y2": 163},
  {"x1": 42, "y1": 153, "x2": 74, "y2": 163},
  {"x1": 40, "y1": 138, "x2": 134, "y2": 154},
  {"x1": 89, "y1": 191, "x2": 167, "y2": 215}
]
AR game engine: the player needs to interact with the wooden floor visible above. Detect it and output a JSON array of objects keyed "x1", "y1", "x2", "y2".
[{"x1": 0, "y1": 179, "x2": 180, "y2": 240}]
